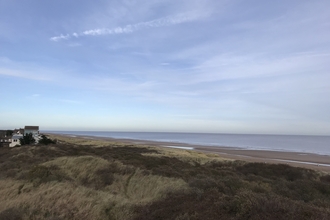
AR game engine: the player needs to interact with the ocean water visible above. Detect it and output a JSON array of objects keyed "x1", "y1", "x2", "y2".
[{"x1": 46, "y1": 131, "x2": 330, "y2": 155}]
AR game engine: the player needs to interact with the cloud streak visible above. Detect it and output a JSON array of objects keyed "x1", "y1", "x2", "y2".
[
  {"x1": 50, "y1": 12, "x2": 203, "y2": 41},
  {"x1": 50, "y1": 34, "x2": 70, "y2": 42}
]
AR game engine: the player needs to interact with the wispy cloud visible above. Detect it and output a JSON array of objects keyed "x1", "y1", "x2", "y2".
[
  {"x1": 50, "y1": 12, "x2": 204, "y2": 41},
  {"x1": 50, "y1": 34, "x2": 70, "y2": 42}
]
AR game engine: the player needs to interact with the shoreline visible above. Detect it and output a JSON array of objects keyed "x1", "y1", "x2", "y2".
[{"x1": 48, "y1": 133, "x2": 330, "y2": 172}]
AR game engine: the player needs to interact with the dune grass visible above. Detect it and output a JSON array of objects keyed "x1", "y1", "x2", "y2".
[
  {"x1": 0, "y1": 134, "x2": 329, "y2": 219},
  {"x1": 142, "y1": 146, "x2": 226, "y2": 165}
]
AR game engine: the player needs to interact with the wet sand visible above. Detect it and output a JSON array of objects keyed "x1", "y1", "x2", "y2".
[{"x1": 51, "y1": 134, "x2": 330, "y2": 172}]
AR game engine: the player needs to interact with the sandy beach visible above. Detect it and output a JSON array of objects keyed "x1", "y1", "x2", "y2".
[
  {"x1": 49, "y1": 134, "x2": 330, "y2": 172},
  {"x1": 124, "y1": 139, "x2": 330, "y2": 172}
]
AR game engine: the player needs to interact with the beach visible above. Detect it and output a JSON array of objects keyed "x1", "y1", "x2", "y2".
[{"x1": 49, "y1": 133, "x2": 330, "y2": 172}]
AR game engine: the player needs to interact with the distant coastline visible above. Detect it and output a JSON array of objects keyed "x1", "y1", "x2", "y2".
[{"x1": 45, "y1": 131, "x2": 330, "y2": 156}]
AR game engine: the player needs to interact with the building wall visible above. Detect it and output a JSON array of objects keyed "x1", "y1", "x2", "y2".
[
  {"x1": 10, "y1": 139, "x2": 21, "y2": 147},
  {"x1": 24, "y1": 129, "x2": 39, "y2": 135},
  {"x1": 10, "y1": 135, "x2": 23, "y2": 147}
]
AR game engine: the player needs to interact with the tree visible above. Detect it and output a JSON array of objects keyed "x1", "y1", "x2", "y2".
[{"x1": 19, "y1": 133, "x2": 36, "y2": 145}]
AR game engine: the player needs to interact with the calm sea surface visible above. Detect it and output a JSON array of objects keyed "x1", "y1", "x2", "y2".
[{"x1": 46, "y1": 131, "x2": 330, "y2": 155}]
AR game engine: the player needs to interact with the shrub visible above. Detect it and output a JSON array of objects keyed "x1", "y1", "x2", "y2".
[
  {"x1": 6, "y1": 130, "x2": 14, "y2": 136},
  {"x1": 188, "y1": 175, "x2": 219, "y2": 190},
  {"x1": 19, "y1": 133, "x2": 35, "y2": 145},
  {"x1": 133, "y1": 188, "x2": 330, "y2": 220},
  {"x1": 27, "y1": 165, "x2": 68, "y2": 186},
  {"x1": 80, "y1": 167, "x2": 115, "y2": 190},
  {"x1": 39, "y1": 135, "x2": 57, "y2": 145},
  {"x1": 0, "y1": 207, "x2": 23, "y2": 220},
  {"x1": 236, "y1": 163, "x2": 316, "y2": 181},
  {"x1": 320, "y1": 175, "x2": 330, "y2": 183}
]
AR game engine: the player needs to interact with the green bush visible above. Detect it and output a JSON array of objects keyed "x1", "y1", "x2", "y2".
[
  {"x1": 39, "y1": 135, "x2": 57, "y2": 145},
  {"x1": 19, "y1": 133, "x2": 35, "y2": 145}
]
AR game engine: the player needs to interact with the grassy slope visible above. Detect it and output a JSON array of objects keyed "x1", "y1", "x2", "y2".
[{"x1": 0, "y1": 135, "x2": 329, "y2": 220}]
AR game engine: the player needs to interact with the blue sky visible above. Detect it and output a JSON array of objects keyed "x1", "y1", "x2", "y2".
[{"x1": 1, "y1": 0, "x2": 329, "y2": 135}]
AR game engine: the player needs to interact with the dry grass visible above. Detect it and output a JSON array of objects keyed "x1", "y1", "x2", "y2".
[
  {"x1": 0, "y1": 159, "x2": 187, "y2": 220},
  {"x1": 47, "y1": 134, "x2": 116, "y2": 147},
  {"x1": 48, "y1": 134, "x2": 224, "y2": 165},
  {"x1": 142, "y1": 146, "x2": 227, "y2": 165},
  {"x1": 0, "y1": 134, "x2": 329, "y2": 220},
  {"x1": 47, "y1": 134, "x2": 137, "y2": 148},
  {"x1": 43, "y1": 155, "x2": 188, "y2": 201},
  {"x1": 43, "y1": 156, "x2": 111, "y2": 181},
  {"x1": 0, "y1": 179, "x2": 112, "y2": 219},
  {"x1": 121, "y1": 169, "x2": 188, "y2": 202}
]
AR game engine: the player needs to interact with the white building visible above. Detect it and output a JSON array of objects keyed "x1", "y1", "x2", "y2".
[
  {"x1": 24, "y1": 126, "x2": 39, "y2": 136},
  {"x1": 24, "y1": 126, "x2": 40, "y2": 143},
  {"x1": 10, "y1": 134, "x2": 23, "y2": 147}
]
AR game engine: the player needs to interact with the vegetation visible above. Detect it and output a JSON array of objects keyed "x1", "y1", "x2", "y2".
[
  {"x1": 0, "y1": 135, "x2": 329, "y2": 219},
  {"x1": 19, "y1": 133, "x2": 36, "y2": 145},
  {"x1": 6, "y1": 130, "x2": 13, "y2": 136},
  {"x1": 38, "y1": 135, "x2": 57, "y2": 145}
]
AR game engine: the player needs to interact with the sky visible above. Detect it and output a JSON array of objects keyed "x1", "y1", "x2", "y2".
[{"x1": 0, "y1": 0, "x2": 330, "y2": 135}]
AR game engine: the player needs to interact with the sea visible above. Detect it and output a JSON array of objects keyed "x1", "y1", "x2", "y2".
[{"x1": 46, "y1": 131, "x2": 330, "y2": 156}]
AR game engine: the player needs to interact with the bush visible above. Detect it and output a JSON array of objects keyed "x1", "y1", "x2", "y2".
[
  {"x1": 0, "y1": 207, "x2": 23, "y2": 220},
  {"x1": 188, "y1": 175, "x2": 219, "y2": 190},
  {"x1": 6, "y1": 130, "x2": 14, "y2": 136},
  {"x1": 236, "y1": 163, "x2": 316, "y2": 181},
  {"x1": 39, "y1": 135, "x2": 57, "y2": 145},
  {"x1": 133, "y1": 188, "x2": 330, "y2": 220},
  {"x1": 320, "y1": 175, "x2": 330, "y2": 183},
  {"x1": 19, "y1": 133, "x2": 35, "y2": 145},
  {"x1": 27, "y1": 165, "x2": 68, "y2": 186},
  {"x1": 80, "y1": 166, "x2": 115, "y2": 190}
]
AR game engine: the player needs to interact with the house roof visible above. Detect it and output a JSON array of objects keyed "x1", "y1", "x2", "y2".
[
  {"x1": 24, "y1": 126, "x2": 39, "y2": 130},
  {"x1": 12, "y1": 134, "x2": 23, "y2": 139},
  {"x1": 12, "y1": 136, "x2": 22, "y2": 141}
]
